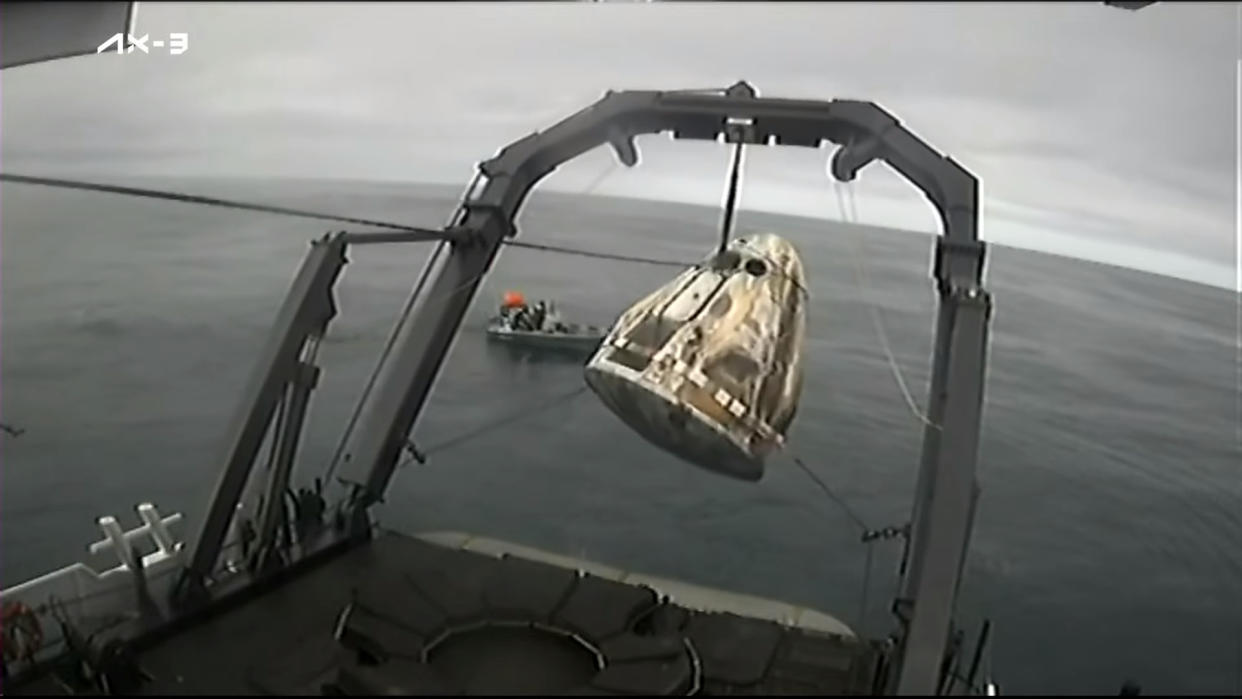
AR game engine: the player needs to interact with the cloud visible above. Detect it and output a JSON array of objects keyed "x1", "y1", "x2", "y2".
[{"x1": 0, "y1": 1, "x2": 1235, "y2": 288}]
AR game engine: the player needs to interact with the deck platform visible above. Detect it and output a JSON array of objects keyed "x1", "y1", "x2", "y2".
[{"x1": 9, "y1": 531, "x2": 884, "y2": 695}]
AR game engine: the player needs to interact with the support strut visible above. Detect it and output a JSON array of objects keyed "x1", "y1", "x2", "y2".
[{"x1": 174, "y1": 233, "x2": 347, "y2": 605}]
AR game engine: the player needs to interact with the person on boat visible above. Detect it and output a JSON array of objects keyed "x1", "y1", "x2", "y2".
[
  {"x1": 500, "y1": 304, "x2": 520, "y2": 328},
  {"x1": 533, "y1": 301, "x2": 548, "y2": 331},
  {"x1": 501, "y1": 290, "x2": 532, "y2": 330},
  {"x1": 544, "y1": 302, "x2": 569, "y2": 333},
  {"x1": 513, "y1": 306, "x2": 535, "y2": 331}
]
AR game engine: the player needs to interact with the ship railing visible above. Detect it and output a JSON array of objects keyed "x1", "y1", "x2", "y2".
[{"x1": 0, "y1": 503, "x2": 184, "y2": 656}]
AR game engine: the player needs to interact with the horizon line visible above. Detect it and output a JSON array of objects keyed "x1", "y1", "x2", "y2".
[{"x1": 4, "y1": 170, "x2": 1235, "y2": 294}]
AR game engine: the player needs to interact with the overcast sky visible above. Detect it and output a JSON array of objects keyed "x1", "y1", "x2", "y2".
[{"x1": 1, "y1": 1, "x2": 1237, "y2": 289}]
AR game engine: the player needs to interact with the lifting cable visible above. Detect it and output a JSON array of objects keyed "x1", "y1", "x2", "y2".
[
  {"x1": 0, "y1": 173, "x2": 444, "y2": 235},
  {"x1": 398, "y1": 385, "x2": 591, "y2": 468},
  {"x1": 831, "y1": 167, "x2": 940, "y2": 432},
  {"x1": 503, "y1": 240, "x2": 690, "y2": 268},
  {"x1": 318, "y1": 172, "x2": 478, "y2": 487},
  {"x1": 0, "y1": 172, "x2": 698, "y2": 273},
  {"x1": 788, "y1": 453, "x2": 907, "y2": 637},
  {"x1": 770, "y1": 154, "x2": 953, "y2": 636},
  {"x1": 716, "y1": 137, "x2": 746, "y2": 255}
]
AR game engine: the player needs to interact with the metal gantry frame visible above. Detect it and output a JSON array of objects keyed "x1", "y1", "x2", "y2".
[
  {"x1": 174, "y1": 233, "x2": 347, "y2": 600},
  {"x1": 181, "y1": 81, "x2": 993, "y2": 696}
]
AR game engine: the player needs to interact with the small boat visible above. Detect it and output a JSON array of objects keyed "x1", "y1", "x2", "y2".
[{"x1": 485, "y1": 291, "x2": 607, "y2": 352}]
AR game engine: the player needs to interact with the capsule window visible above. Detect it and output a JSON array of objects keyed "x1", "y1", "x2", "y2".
[
  {"x1": 626, "y1": 316, "x2": 679, "y2": 354},
  {"x1": 608, "y1": 346, "x2": 651, "y2": 372},
  {"x1": 710, "y1": 250, "x2": 742, "y2": 271},
  {"x1": 744, "y1": 258, "x2": 767, "y2": 277},
  {"x1": 705, "y1": 349, "x2": 761, "y2": 399},
  {"x1": 717, "y1": 351, "x2": 760, "y2": 382},
  {"x1": 706, "y1": 293, "x2": 732, "y2": 320}
]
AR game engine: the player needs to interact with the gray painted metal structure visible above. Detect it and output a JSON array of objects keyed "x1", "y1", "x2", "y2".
[
  {"x1": 178, "y1": 81, "x2": 992, "y2": 695},
  {"x1": 0, "y1": 1, "x2": 136, "y2": 70},
  {"x1": 0, "y1": 2, "x2": 1165, "y2": 693}
]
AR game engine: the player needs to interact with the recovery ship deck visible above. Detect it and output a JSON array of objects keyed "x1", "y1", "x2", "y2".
[{"x1": 16, "y1": 531, "x2": 883, "y2": 696}]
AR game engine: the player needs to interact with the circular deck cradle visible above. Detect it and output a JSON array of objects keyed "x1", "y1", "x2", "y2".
[
  {"x1": 236, "y1": 537, "x2": 702, "y2": 695},
  {"x1": 240, "y1": 534, "x2": 878, "y2": 696},
  {"x1": 324, "y1": 554, "x2": 700, "y2": 695},
  {"x1": 242, "y1": 534, "x2": 879, "y2": 696}
]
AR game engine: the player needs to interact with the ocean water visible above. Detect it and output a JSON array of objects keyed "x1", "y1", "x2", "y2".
[{"x1": 0, "y1": 177, "x2": 1238, "y2": 695}]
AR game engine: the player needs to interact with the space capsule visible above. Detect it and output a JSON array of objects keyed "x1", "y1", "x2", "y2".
[{"x1": 584, "y1": 233, "x2": 807, "y2": 482}]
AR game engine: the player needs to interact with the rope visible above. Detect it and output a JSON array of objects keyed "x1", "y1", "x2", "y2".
[
  {"x1": 578, "y1": 159, "x2": 618, "y2": 196},
  {"x1": 399, "y1": 385, "x2": 591, "y2": 468},
  {"x1": 0, "y1": 173, "x2": 444, "y2": 235},
  {"x1": 790, "y1": 455, "x2": 870, "y2": 532},
  {"x1": 323, "y1": 161, "x2": 622, "y2": 485},
  {"x1": 717, "y1": 139, "x2": 745, "y2": 255},
  {"x1": 319, "y1": 170, "x2": 491, "y2": 485},
  {"x1": 832, "y1": 174, "x2": 940, "y2": 431},
  {"x1": 819, "y1": 159, "x2": 943, "y2": 633},
  {"x1": 503, "y1": 240, "x2": 692, "y2": 268},
  {"x1": 320, "y1": 242, "x2": 448, "y2": 485},
  {"x1": 788, "y1": 453, "x2": 907, "y2": 637},
  {"x1": 860, "y1": 542, "x2": 875, "y2": 639},
  {"x1": 528, "y1": 151, "x2": 617, "y2": 205}
]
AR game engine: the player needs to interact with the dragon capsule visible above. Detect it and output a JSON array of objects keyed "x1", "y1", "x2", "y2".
[{"x1": 584, "y1": 233, "x2": 807, "y2": 481}]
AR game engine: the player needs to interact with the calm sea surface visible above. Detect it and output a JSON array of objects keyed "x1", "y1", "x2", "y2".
[{"x1": 1, "y1": 177, "x2": 1238, "y2": 694}]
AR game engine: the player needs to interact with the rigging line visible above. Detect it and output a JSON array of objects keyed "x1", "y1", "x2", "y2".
[
  {"x1": 321, "y1": 248, "x2": 453, "y2": 487},
  {"x1": 398, "y1": 385, "x2": 591, "y2": 469},
  {"x1": 788, "y1": 453, "x2": 883, "y2": 639},
  {"x1": 319, "y1": 173, "x2": 488, "y2": 485},
  {"x1": 834, "y1": 177, "x2": 940, "y2": 431},
  {"x1": 580, "y1": 158, "x2": 618, "y2": 196},
  {"x1": 503, "y1": 240, "x2": 693, "y2": 269},
  {"x1": 859, "y1": 539, "x2": 875, "y2": 637},
  {"x1": 320, "y1": 247, "x2": 443, "y2": 485},
  {"x1": 717, "y1": 138, "x2": 746, "y2": 255},
  {"x1": 528, "y1": 150, "x2": 616, "y2": 205},
  {"x1": 324, "y1": 163, "x2": 617, "y2": 485},
  {"x1": 247, "y1": 391, "x2": 290, "y2": 542},
  {"x1": 789, "y1": 455, "x2": 870, "y2": 534},
  {"x1": 0, "y1": 173, "x2": 444, "y2": 235}
]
